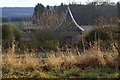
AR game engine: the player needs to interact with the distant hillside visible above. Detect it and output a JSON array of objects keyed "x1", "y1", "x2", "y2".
[{"x1": 2, "y1": 7, "x2": 34, "y2": 18}]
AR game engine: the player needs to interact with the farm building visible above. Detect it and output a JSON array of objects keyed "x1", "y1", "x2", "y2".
[
  {"x1": 20, "y1": 6, "x2": 85, "y2": 44},
  {"x1": 53, "y1": 5, "x2": 84, "y2": 45},
  {"x1": 20, "y1": 27, "x2": 42, "y2": 40}
]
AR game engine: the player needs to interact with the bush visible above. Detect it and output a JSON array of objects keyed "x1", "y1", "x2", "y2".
[
  {"x1": 85, "y1": 27, "x2": 110, "y2": 43},
  {"x1": 2, "y1": 24, "x2": 20, "y2": 51},
  {"x1": 77, "y1": 27, "x2": 112, "y2": 51},
  {"x1": 41, "y1": 40, "x2": 59, "y2": 51},
  {"x1": 2, "y1": 24, "x2": 20, "y2": 41},
  {"x1": 19, "y1": 40, "x2": 59, "y2": 52}
]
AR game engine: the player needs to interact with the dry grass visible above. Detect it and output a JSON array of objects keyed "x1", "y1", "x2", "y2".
[
  {"x1": 2, "y1": 50, "x2": 118, "y2": 70},
  {"x1": 22, "y1": 53, "x2": 42, "y2": 69},
  {"x1": 3, "y1": 40, "x2": 119, "y2": 69},
  {"x1": 46, "y1": 53, "x2": 77, "y2": 69},
  {"x1": 2, "y1": 53, "x2": 43, "y2": 71},
  {"x1": 2, "y1": 50, "x2": 119, "y2": 78},
  {"x1": 75, "y1": 52, "x2": 118, "y2": 69},
  {"x1": 3, "y1": 54, "x2": 18, "y2": 68},
  {"x1": 2, "y1": 41, "x2": 119, "y2": 78}
]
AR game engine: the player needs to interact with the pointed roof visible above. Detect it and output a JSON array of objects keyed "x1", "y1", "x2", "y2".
[
  {"x1": 53, "y1": 5, "x2": 84, "y2": 32},
  {"x1": 68, "y1": 6, "x2": 84, "y2": 31}
]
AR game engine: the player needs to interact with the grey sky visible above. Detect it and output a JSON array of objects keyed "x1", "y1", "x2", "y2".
[{"x1": 0, "y1": 0, "x2": 119, "y2": 7}]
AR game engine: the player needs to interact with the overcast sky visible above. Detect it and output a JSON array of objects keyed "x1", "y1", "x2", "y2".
[{"x1": 0, "y1": 0, "x2": 119, "y2": 7}]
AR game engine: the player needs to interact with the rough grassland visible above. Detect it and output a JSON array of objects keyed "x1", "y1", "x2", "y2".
[{"x1": 2, "y1": 51, "x2": 120, "y2": 78}]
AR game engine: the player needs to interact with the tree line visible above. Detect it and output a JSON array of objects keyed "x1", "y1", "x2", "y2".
[{"x1": 33, "y1": 2, "x2": 119, "y2": 27}]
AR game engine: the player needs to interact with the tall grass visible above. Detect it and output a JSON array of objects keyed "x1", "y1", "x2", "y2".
[
  {"x1": 2, "y1": 37, "x2": 119, "y2": 78},
  {"x1": 2, "y1": 51, "x2": 119, "y2": 78},
  {"x1": 2, "y1": 40, "x2": 119, "y2": 70}
]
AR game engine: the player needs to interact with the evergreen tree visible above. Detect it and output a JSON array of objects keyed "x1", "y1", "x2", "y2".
[
  {"x1": 33, "y1": 3, "x2": 45, "y2": 24},
  {"x1": 46, "y1": 5, "x2": 50, "y2": 10}
]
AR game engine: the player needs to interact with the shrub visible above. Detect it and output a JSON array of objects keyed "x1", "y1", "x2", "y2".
[
  {"x1": 19, "y1": 40, "x2": 59, "y2": 52},
  {"x1": 2, "y1": 24, "x2": 20, "y2": 51},
  {"x1": 41, "y1": 40, "x2": 59, "y2": 51},
  {"x1": 85, "y1": 27, "x2": 110, "y2": 43},
  {"x1": 2, "y1": 24, "x2": 20, "y2": 41},
  {"x1": 77, "y1": 27, "x2": 113, "y2": 51}
]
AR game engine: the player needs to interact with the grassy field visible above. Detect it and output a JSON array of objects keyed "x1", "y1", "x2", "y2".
[{"x1": 2, "y1": 50, "x2": 120, "y2": 78}]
